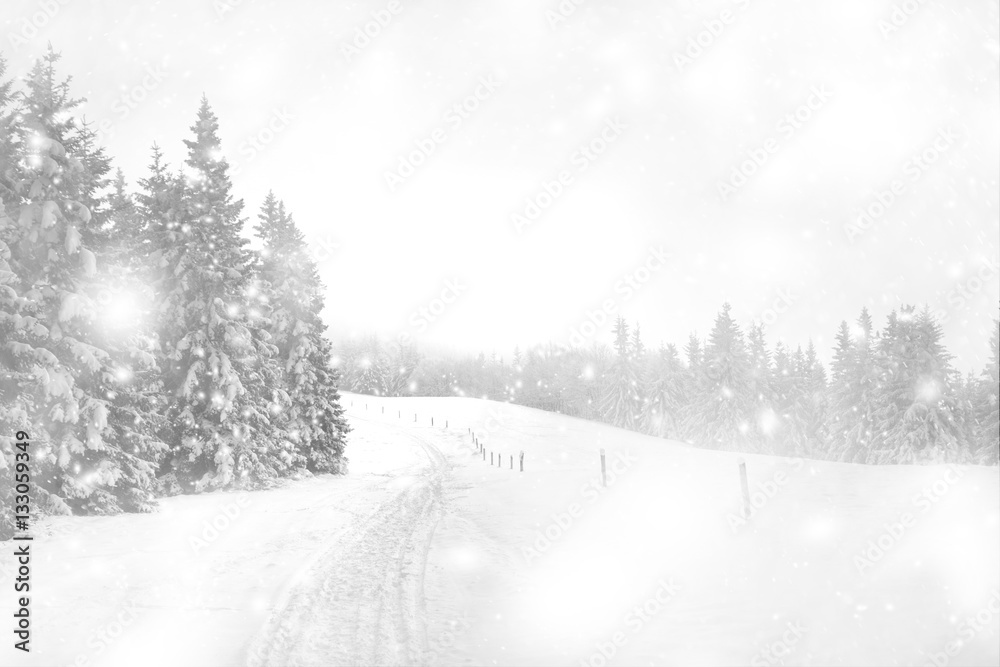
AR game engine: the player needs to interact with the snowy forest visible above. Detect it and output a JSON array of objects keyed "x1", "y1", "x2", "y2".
[
  {"x1": 0, "y1": 49, "x2": 350, "y2": 539},
  {"x1": 0, "y1": 43, "x2": 995, "y2": 540},
  {"x1": 338, "y1": 304, "x2": 1000, "y2": 466}
]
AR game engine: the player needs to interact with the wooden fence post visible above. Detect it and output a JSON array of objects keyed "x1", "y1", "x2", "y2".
[
  {"x1": 738, "y1": 459, "x2": 751, "y2": 519},
  {"x1": 382, "y1": 406, "x2": 384, "y2": 414},
  {"x1": 600, "y1": 448, "x2": 607, "y2": 488},
  {"x1": 510, "y1": 455, "x2": 513, "y2": 470},
  {"x1": 431, "y1": 417, "x2": 434, "y2": 426},
  {"x1": 490, "y1": 452, "x2": 493, "y2": 465},
  {"x1": 482, "y1": 449, "x2": 485, "y2": 461},
  {"x1": 519, "y1": 451, "x2": 524, "y2": 472},
  {"x1": 414, "y1": 413, "x2": 417, "y2": 422}
]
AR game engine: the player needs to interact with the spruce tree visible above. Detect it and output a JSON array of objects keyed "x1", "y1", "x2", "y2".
[
  {"x1": 678, "y1": 333, "x2": 703, "y2": 440},
  {"x1": 630, "y1": 324, "x2": 647, "y2": 427},
  {"x1": 771, "y1": 342, "x2": 805, "y2": 456},
  {"x1": 152, "y1": 97, "x2": 291, "y2": 490},
  {"x1": 0, "y1": 54, "x2": 18, "y2": 209},
  {"x1": 975, "y1": 316, "x2": 999, "y2": 463},
  {"x1": 567, "y1": 343, "x2": 610, "y2": 421},
  {"x1": 827, "y1": 320, "x2": 855, "y2": 455},
  {"x1": 801, "y1": 340, "x2": 828, "y2": 456},
  {"x1": 0, "y1": 48, "x2": 165, "y2": 516},
  {"x1": 101, "y1": 168, "x2": 149, "y2": 265},
  {"x1": 0, "y1": 53, "x2": 24, "y2": 537},
  {"x1": 601, "y1": 316, "x2": 640, "y2": 429},
  {"x1": 869, "y1": 307, "x2": 968, "y2": 463},
  {"x1": 641, "y1": 343, "x2": 684, "y2": 438},
  {"x1": 136, "y1": 144, "x2": 178, "y2": 228},
  {"x1": 829, "y1": 308, "x2": 880, "y2": 462},
  {"x1": 69, "y1": 118, "x2": 112, "y2": 252},
  {"x1": 683, "y1": 304, "x2": 754, "y2": 450},
  {"x1": 253, "y1": 192, "x2": 348, "y2": 473},
  {"x1": 746, "y1": 322, "x2": 774, "y2": 451}
]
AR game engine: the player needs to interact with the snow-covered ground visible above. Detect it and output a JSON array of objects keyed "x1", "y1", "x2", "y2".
[{"x1": 2, "y1": 393, "x2": 998, "y2": 666}]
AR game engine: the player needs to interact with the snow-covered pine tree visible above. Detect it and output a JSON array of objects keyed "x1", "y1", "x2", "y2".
[
  {"x1": 0, "y1": 54, "x2": 18, "y2": 207},
  {"x1": 826, "y1": 320, "x2": 855, "y2": 457},
  {"x1": 630, "y1": 324, "x2": 646, "y2": 361},
  {"x1": 0, "y1": 48, "x2": 165, "y2": 517},
  {"x1": 379, "y1": 342, "x2": 420, "y2": 397},
  {"x1": 974, "y1": 316, "x2": 999, "y2": 463},
  {"x1": 357, "y1": 335, "x2": 387, "y2": 395},
  {"x1": 151, "y1": 97, "x2": 292, "y2": 490},
  {"x1": 0, "y1": 53, "x2": 24, "y2": 538},
  {"x1": 136, "y1": 144, "x2": 178, "y2": 226},
  {"x1": 600, "y1": 316, "x2": 640, "y2": 429},
  {"x1": 640, "y1": 343, "x2": 684, "y2": 438},
  {"x1": 801, "y1": 340, "x2": 828, "y2": 457},
  {"x1": 682, "y1": 303, "x2": 754, "y2": 450},
  {"x1": 630, "y1": 324, "x2": 648, "y2": 427},
  {"x1": 683, "y1": 333, "x2": 702, "y2": 377},
  {"x1": 869, "y1": 307, "x2": 969, "y2": 463},
  {"x1": 777, "y1": 344, "x2": 821, "y2": 456},
  {"x1": 84, "y1": 161, "x2": 169, "y2": 512},
  {"x1": 828, "y1": 308, "x2": 880, "y2": 462},
  {"x1": 565, "y1": 343, "x2": 610, "y2": 421},
  {"x1": 68, "y1": 118, "x2": 112, "y2": 251},
  {"x1": 335, "y1": 337, "x2": 365, "y2": 392},
  {"x1": 101, "y1": 168, "x2": 150, "y2": 265},
  {"x1": 52, "y1": 54, "x2": 168, "y2": 514},
  {"x1": 770, "y1": 341, "x2": 806, "y2": 456},
  {"x1": 746, "y1": 322, "x2": 774, "y2": 451},
  {"x1": 677, "y1": 332, "x2": 703, "y2": 441},
  {"x1": 253, "y1": 192, "x2": 348, "y2": 474}
]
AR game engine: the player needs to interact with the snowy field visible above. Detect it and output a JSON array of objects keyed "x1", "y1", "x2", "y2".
[{"x1": 2, "y1": 393, "x2": 998, "y2": 667}]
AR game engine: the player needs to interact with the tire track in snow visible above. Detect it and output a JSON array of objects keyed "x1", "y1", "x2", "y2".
[{"x1": 246, "y1": 417, "x2": 449, "y2": 667}]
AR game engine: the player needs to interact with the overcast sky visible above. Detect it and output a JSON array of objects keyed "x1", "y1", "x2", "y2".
[{"x1": 3, "y1": 0, "x2": 998, "y2": 370}]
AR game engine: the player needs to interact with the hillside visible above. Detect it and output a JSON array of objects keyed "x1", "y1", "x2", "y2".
[{"x1": 2, "y1": 393, "x2": 997, "y2": 666}]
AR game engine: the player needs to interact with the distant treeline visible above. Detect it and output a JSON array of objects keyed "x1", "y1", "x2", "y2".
[{"x1": 338, "y1": 303, "x2": 999, "y2": 466}]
